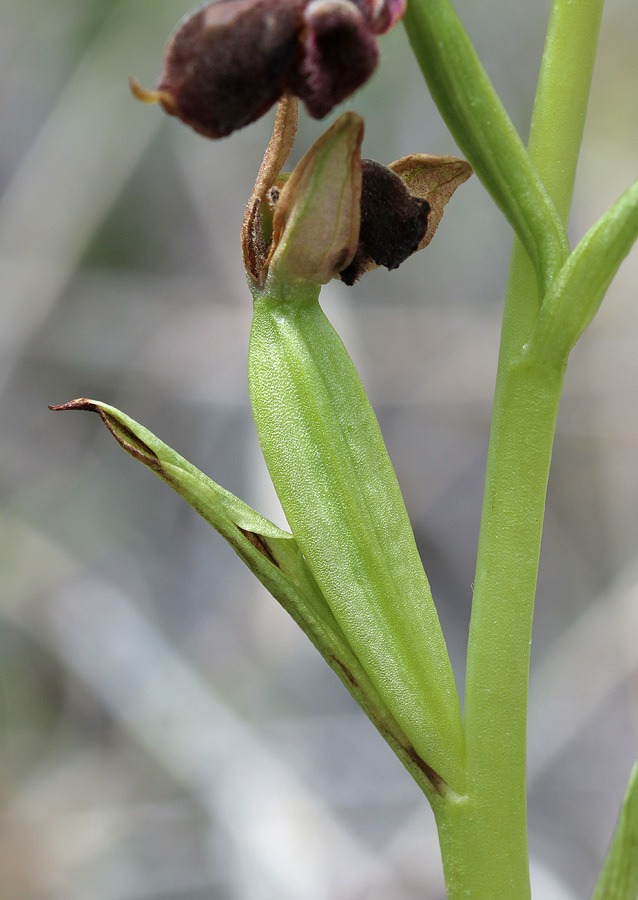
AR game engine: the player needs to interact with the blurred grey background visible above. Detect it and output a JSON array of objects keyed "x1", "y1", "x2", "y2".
[{"x1": 1, "y1": 0, "x2": 637, "y2": 897}]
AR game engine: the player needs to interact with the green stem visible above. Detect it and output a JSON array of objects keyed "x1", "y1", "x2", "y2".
[
  {"x1": 457, "y1": 2, "x2": 605, "y2": 898},
  {"x1": 495, "y1": 0, "x2": 606, "y2": 358},
  {"x1": 527, "y1": 0, "x2": 605, "y2": 227},
  {"x1": 460, "y1": 357, "x2": 565, "y2": 900}
]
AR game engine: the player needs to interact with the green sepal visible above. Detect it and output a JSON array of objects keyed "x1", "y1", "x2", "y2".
[
  {"x1": 50, "y1": 398, "x2": 449, "y2": 801},
  {"x1": 525, "y1": 176, "x2": 638, "y2": 367},
  {"x1": 591, "y1": 761, "x2": 638, "y2": 900}
]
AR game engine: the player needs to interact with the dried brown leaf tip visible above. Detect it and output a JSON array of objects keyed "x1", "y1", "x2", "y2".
[
  {"x1": 130, "y1": 0, "x2": 404, "y2": 139},
  {"x1": 340, "y1": 154, "x2": 473, "y2": 284}
]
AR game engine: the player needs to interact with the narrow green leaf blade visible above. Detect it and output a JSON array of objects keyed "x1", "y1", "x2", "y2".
[
  {"x1": 527, "y1": 176, "x2": 638, "y2": 367},
  {"x1": 592, "y1": 761, "x2": 638, "y2": 900},
  {"x1": 49, "y1": 399, "x2": 316, "y2": 600},
  {"x1": 50, "y1": 398, "x2": 447, "y2": 799},
  {"x1": 403, "y1": 0, "x2": 569, "y2": 292}
]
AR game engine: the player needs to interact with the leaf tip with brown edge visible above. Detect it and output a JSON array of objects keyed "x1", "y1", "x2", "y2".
[{"x1": 50, "y1": 398, "x2": 159, "y2": 463}]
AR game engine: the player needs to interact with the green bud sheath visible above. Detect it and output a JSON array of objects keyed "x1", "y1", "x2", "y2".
[{"x1": 248, "y1": 284, "x2": 465, "y2": 791}]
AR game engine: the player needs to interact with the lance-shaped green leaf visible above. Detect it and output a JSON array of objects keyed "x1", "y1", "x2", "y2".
[
  {"x1": 525, "y1": 176, "x2": 638, "y2": 367},
  {"x1": 591, "y1": 760, "x2": 638, "y2": 900},
  {"x1": 50, "y1": 398, "x2": 449, "y2": 800},
  {"x1": 402, "y1": 0, "x2": 569, "y2": 293}
]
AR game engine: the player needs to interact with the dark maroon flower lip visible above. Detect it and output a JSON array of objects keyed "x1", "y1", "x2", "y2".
[
  {"x1": 131, "y1": 0, "x2": 406, "y2": 139},
  {"x1": 340, "y1": 154, "x2": 474, "y2": 284},
  {"x1": 340, "y1": 158, "x2": 431, "y2": 285}
]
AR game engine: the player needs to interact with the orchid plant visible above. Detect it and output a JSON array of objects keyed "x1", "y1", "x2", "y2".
[{"x1": 52, "y1": 0, "x2": 638, "y2": 897}]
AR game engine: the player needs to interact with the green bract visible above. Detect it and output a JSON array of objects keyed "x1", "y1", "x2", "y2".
[
  {"x1": 248, "y1": 284, "x2": 465, "y2": 791},
  {"x1": 266, "y1": 112, "x2": 363, "y2": 285}
]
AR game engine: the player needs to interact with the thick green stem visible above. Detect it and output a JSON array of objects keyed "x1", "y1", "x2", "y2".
[
  {"x1": 457, "y1": 2, "x2": 605, "y2": 898},
  {"x1": 460, "y1": 358, "x2": 565, "y2": 900},
  {"x1": 398, "y1": 0, "x2": 608, "y2": 894}
]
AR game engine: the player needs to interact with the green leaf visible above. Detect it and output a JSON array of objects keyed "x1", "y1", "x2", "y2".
[
  {"x1": 50, "y1": 398, "x2": 448, "y2": 800},
  {"x1": 249, "y1": 292, "x2": 465, "y2": 792},
  {"x1": 591, "y1": 761, "x2": 638, "y2": 900},
  {"x1": 403, "y1": 0, "x2": 569, "y2": 293},
  {"x1": 526, "y1": 176, "x2": 638, "y2": 367},
  {"x1": 49, "y1": 399, "x2": 330, "y2": 618}
]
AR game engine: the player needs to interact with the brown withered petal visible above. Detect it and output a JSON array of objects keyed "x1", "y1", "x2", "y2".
[
  {"x1": 388, "y1": 155, "x2": 473, "y2": 251},
  {"x1": 340, "y1": 159, "x2": 430, "y2": 285},
  {"x1": 289, "y1": 0, "x2": 379, "y2": 119},
  {"x1": 154, "y1": 0, "x2": 305, "y2": 139}
]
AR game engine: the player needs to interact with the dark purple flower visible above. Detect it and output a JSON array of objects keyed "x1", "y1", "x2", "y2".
[{"x1": 130, "y1": 0, "x2": 405, "y2": 138}]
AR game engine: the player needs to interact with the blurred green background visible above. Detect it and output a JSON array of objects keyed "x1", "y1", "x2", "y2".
[{"x1": 1, "y1": 1, "x2": 637, "y2": 897}]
